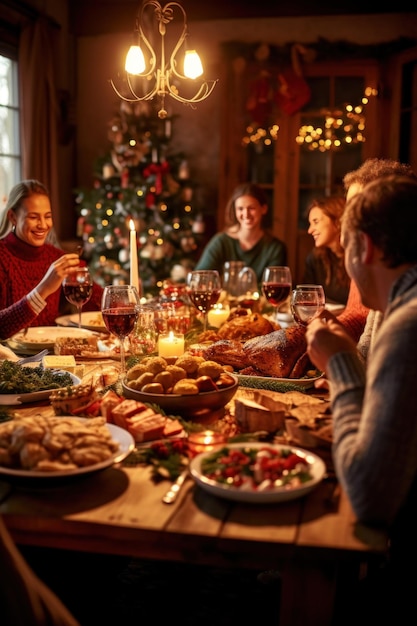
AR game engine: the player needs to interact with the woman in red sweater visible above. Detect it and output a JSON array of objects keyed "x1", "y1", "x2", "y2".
[{"x1": 0, "y1": 179, "x2": 103, "y2": 339}]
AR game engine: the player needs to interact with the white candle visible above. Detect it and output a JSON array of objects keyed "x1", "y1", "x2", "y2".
[
  {"x1": 129, "y1": 219, "x2": 139, "y2": 292},
  {"x1": 158, "y1": 331, "x2": 185, "y2": 358},
  {"x1": 207, "y1": 304, "x2": 230, "y2": 328}
]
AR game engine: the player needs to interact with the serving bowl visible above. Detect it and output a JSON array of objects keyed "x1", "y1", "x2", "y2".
[{"x1": 122, "y1": 373, "x2": 239, "y2": 421}]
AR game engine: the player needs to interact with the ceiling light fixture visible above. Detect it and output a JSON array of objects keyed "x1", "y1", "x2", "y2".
[{"x1": 110, "y1": 0, "x2": 218, "y2": 119}]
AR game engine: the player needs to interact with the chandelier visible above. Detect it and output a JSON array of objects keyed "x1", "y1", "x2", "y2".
[{"x1": 110, "y1": 0, "x2": 218, "y2": 119}]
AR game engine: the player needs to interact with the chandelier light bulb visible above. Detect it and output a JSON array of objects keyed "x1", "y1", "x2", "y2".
[
  {"x1": 110, "y1": 1, "x2": 217, "y2": 116},
  {"x1": 184, "y1": 50, "x2": 203, "y2": 79},
  {"x1": 125, "y1": 45, "x2": 146, "y2": 74}
]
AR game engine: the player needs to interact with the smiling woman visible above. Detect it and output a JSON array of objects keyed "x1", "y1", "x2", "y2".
[
  {"x1": 0, "y1": 179, "x2": 103, "y2": 339},
  {"x1": 302, "y1": 195, "x2": 350, "y2": 305}
]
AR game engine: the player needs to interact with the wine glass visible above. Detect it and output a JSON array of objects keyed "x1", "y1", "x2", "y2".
[
  {"x1": 291, "y1": 284, "x2": 326, "y2": 326},
  {"x1": 261, "y1": 266, "x2": 292, "y2": 319},
  {"x1": 236, "y1": 266, "x2": 260, "y2": 311},
  {"x1": 187, "y1": 270, "x2": 221, "y2": 332},
  {"x1": 62, "y1": 266, "x2": 93, "y2": 329},
  {"x1": 101, "y1": 285, "x2": 140, "y2": 375}
]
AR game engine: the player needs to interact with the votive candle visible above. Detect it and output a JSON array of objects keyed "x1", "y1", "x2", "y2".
[
  {"x1": 158, "y1": 331, "x2": 185, "y2": 358},
  {"x1": 187, "y1": 430, "x2": 226, "y2": 456},
  {"x1": 207, "y1": 303, "x2": 230, "y2": 328}
]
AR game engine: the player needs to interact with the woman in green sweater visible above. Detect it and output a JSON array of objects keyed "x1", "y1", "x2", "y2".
[{"x1": 194, "y1": 182, "x2": 287, "y2": 284}]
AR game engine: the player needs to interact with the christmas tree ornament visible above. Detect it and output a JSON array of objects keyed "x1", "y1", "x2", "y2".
[{"x1": 74, "y1": 102, "x2": 208, "y2": 295}]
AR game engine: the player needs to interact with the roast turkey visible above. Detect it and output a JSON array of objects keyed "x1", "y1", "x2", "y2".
[{"x1": 203, "y1": 325, "x2": 311, "y2": 379}]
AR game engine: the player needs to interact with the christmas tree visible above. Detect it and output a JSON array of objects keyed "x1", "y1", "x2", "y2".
[{"x1": 74, "y1": 100, "x2": 207, "y2": 296}]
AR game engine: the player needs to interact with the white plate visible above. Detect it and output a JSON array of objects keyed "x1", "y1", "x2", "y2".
[
  {"x1": 190, "y1": 442, "x2": 326, "y2": 503},
  {"x1": 66, "y1": 312, "x2": 108, "y2": 333},
  {"x1": 0, "y1": 372, "x2": 81, "y2": 406},
  {"x1": 236, "y1": 372, "x2": 323, "y2": 391},
  {"x1": 0, "y1": 420, "x2": 135, "y2": 479},
  {"x1": 8, "y1": 327, "x2": 94, "y2": 351}
]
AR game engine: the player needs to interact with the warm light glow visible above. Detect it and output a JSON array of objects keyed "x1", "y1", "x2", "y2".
[
  {"x1": 125, "y1": 45, "x2": 146, "y2": 74},
  {"x1": 295, "y1": 87, "x2": 378, "y2": 151},
  {"x1": 184, "y1": 50, "x2": 203, "y2": 78},
  {"x1": 110, "y1": 0, "x2": 218, "y2": 118}
]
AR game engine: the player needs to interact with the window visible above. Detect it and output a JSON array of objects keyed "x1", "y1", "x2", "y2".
[{"x1": 0, "y1": 54, "x2": 21, "y2": 210}]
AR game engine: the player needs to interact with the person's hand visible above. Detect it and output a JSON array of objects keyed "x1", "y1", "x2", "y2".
[
  {"x1": 36, "y1": 254, "x2": 83, "y2": 299},
  {"x1": 305, "y1": 316, "x2": 357, "y2": 374},
  {"x1": 312, "y1": 308, "x2": 340, "y2": 325}
]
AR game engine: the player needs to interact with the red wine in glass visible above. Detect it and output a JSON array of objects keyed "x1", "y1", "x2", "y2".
[
  {"x1": 188, "y1": 289, "x2": 221, "y2": 314},
  {"x1": 187, "y1": 270, "x2": 221, "y2": 332},
  {"x1": 261, "y1": 283, "x2": 291, "y2": 306},
  {"x1": 63, "y1": 267, "x2": 93, "y2": 328},
  {"x1": 101, "y1": 285, "x2": 140, "y2": 375},
  {"x1": 102, "y1": 308, "x2": 137, "y2": 337},
  {"x1": 261, "y1": 266, "x2": 292, "y2": 319}
]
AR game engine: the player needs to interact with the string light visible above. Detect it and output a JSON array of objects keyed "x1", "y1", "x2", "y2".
[
  {"x1": 242, "y1": 124, "x2": 280, "y2": 147},
  {"x1": 296, "y1": 87, "x2": 378, "y2": 152}
]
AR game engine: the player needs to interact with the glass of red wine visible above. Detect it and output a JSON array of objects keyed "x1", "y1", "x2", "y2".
[
  {"x1": 101, "y1": 285, "x2": 140, "y2": 375},
  {"x1": 62, "y1": 266, "x2": 93, "y2": 329},
  {"x1": 261, "y1": 266, "x2": 292, "y2": 320},
  {"x1": 187, "y1": 270, "x2": 221, "y2": 332},
  {"x1": 290, "y1": 284, "x2": 326, "y2": 326}
]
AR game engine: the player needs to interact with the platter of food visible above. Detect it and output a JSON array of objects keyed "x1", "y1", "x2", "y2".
[
  {"x1": 0, "y1": 370, "x2": 81, "y2": 405},
  {"x1": 122, "y1": 373, "x2": 239, "y2": 420},
  {"x1": 236, "y1": 372, "x2": 323, "y2": 392},
  {"x1": 8, "y1": 326, "x2": 94, "y2": 353},
  {"x1": 189, "y1": 442, "x2": 326, "y2": 503},
  {"x1": 0, "y1": 416, "x2": 135, "y2": 480}
]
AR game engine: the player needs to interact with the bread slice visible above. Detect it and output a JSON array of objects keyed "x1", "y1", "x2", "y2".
[{"x1": 54, "y1": 336, "x2": 98, "y2": 356}]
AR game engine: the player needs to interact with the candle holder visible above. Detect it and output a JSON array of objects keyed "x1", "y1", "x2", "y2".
[
  {"x1": 158, "y1": 331, "x2": 185, "y2": 359},
  {"x1": 187, "y1": 430, "x2": 227, "y2": 456}
]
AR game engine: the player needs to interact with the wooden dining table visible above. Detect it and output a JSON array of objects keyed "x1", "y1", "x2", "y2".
[{"x1": 0, "y1": 358, "x2": 389, "y2": 626}]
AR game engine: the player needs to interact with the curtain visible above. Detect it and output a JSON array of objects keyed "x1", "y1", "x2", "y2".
[{"x1": 18, "y1": 16, "x2": 60, "y2": 227}]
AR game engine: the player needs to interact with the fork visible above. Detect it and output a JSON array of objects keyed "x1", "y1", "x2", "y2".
[{"x1": 17, "y1": 349, "x2": 49, "y2": 365}]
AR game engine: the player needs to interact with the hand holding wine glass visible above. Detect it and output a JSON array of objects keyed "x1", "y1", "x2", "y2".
[
  {"x1": 261, "y1": 266, "x2": 292, "y2": 319},
  {"x1": 291, "y1": 284, "x2": 326, "y2": 326},
  {"x1": 187, "y1": 270, "x2": 221, "y2": 332},
  {"x1": 62, "y1": 266, "x2": 93, "y2": 329},
  {"x1": 101, "y1": 285, "x2": 140, "y2": 375}
]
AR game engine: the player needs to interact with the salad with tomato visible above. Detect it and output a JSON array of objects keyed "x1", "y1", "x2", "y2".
[{"x1": 200, "y1": 445, "x2": 313, "y2": 492}]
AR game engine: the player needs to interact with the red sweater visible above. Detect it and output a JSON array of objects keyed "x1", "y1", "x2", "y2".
[
  {"x1": 337, "y1": 280, "x2": 369, "y2": 341},
  {"x1": 0, "y1": 232, "x2": 103, "y2": 339}
]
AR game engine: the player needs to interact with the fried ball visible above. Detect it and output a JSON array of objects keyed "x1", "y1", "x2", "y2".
[
  {"x1": 197, "y1": 360, "x2": 224, "y2": 380},
  {"x1": 172, "y1": 379, "x2": 199, "y2": 395},
  {"x1": 174, "y1": 355, "x2": 203, "y2": 374},
  {"x1": 126, "y1": 363, "x2": 148, "y2": 381},
  {"x1": 142, "y1": 356, "x2": 168, "y2": 374},
  {"x1": 141, "y1": 382, "x2": 165, "y2": 394},
  {"x1": 166, "y1": 364, "x2": 187, "y2": 383},
  {"x1": 135, "y1": 372, "x2": 155, "y2": 388},
  {"x1": 154, "y1": 370, "x2": 174, "y2": 391}
]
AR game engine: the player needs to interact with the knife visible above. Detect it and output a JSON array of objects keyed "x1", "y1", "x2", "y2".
[{"x1": 162, "y1": 469, "x2": 189, "y2": 504}]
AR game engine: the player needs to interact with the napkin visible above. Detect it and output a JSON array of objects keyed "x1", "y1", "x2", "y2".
[{"x1": 0, "y1": 344, "x2": 19, "y2": 362}]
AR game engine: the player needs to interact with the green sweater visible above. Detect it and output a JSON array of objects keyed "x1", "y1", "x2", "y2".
[{"x1": 194, "y1": 232, "x2": 287, "y2": 283}]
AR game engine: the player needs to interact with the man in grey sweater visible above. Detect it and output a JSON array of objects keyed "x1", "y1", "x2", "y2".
[{"x1": 306, "y1": 175, "x2": 417, "y2": 621}]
